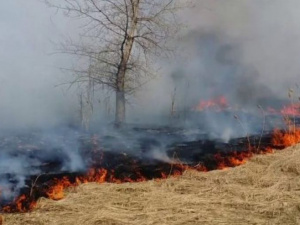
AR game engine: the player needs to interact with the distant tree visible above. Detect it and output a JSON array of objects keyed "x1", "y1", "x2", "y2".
[{"x1": 44, "y1": 0, "x2": 185, "y2": 127}]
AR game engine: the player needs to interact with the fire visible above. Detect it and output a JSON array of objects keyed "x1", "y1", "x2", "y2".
[
  {"x1": 267, "y1": 103, "x2": 300, "y2": 117},
  {"x1": 3, "y1": 125, "x2": 300, "y2": 213},
  {"x1": 281, "y1": 103, "x2": 300, "y2": 116},
  {"x1": 2, "y1": 195, "x2": 37, "y2": 213},
  {"x1": 45, "y1": 169, "x2": 114, "y2": 202},
  {"x1": 193, "y1": 95, "x2": 300, "y2": 116},
  {"x1": 39, "y1": 167, "x2": 186, "y2": 208},
  {"x1": 46, "y1": 177, "x2": 73, "y2": 200},
  {"x1": 80, "y1": 168, "x2": 108, "y2": 183},
  {"x1": 2, "y1": 101, "x2": 300, "y2": 213},
  {"x1": 194, "y1": 96, "x2": 228, "y2": 111},
  {"x1": 214, "y1": 151, "x2": 252, "y2": 170},
  {"x1": 272, "y1": 128, "x2": 300, "y2": 148},
  {"x1": 2, "y1": 125, "x2": 299, "y2": 214}
]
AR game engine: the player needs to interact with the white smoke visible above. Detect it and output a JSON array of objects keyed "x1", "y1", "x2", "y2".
[{"x1": 0, "y1": 1, "x2": 300, "y2": 202}]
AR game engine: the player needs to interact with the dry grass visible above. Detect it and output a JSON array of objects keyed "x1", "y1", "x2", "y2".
[{"x1": 3, "y1": 145, "x2": 300, "y2": 225}]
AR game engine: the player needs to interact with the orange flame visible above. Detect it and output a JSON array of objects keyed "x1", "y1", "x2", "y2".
[
  {"x1": 214, "y1": 150, "x2": 252, "y2": 170},
  {"x1": 2, "y1": 123, "x2": 300, "y2": 213},
  {"x1": 2, "y1": 195, "x2": 37, "y2": 213},
  {"x1": 46, "y1": 177, "x2": 73, "y2": 200},
  {"x1": 194, "y1": 96, "x2": 228, "y2": 111},
  {"x1": 272, "y1": 128, "x2": 300, "y2": 148},
  {"x1": 267, "y1": 103, "x2": 300, "y2": 116},
  {"x1": 280, "y1": 103, "x2": 300, "y2": 116}
]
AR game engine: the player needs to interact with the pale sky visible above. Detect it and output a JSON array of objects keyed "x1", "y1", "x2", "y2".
[
  {"x1": 1, "y1": 0, "x2": 300, "y2": 128},
  {"x1": 0, "y1": 1, "x2": 77, "y2": 129}
]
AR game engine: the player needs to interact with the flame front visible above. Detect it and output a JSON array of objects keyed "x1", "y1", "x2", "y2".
[
  {"x1": 267, "y1": 103, "x2": 300, "y2": 117},
  {"x1": 1, "y1": 195, "x2": 37, "y2": 213},
  {"x1": 194, "y1": 96, "x2": 228, "y2": 111},
  {"x1": 272, "y1": 128, "x2": 300, "y2": 148},
  {"x1": 2, "y1": 100, "x2": 300, "y2": 213},
  {"x1": 46, "y1": 177, "x2": 73, "y2": 200},
  {"x1": 281, "y1": 103, "x2": 300, "y2": 116}
]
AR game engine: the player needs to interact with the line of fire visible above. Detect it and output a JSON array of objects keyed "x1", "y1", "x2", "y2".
[{"x1": 1, "y1": 96, "x2": 300, "y2": 213}]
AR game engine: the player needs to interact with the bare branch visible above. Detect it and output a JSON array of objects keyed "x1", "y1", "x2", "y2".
[{"x1": 43, "y1": 0, "x2": 185, "y2": 125}]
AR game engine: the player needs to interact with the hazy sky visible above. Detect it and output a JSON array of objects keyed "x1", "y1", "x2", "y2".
[
  {"x1": 138, "y1": 0, "x2": 300, "y2": 112},
  {"x1": 0, "y1": 1, "x2": 77, "y2": 129},
  {"x1": 1, "y1": 0, "x2": 300, "y2": 128},
  {"x1": 188, "y1": 0, "x2": 300, "y2": 90}
]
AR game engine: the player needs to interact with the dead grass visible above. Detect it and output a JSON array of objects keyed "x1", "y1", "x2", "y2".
[{"x1": 3, "y1": 145, "x2": 300, "y2": 225}]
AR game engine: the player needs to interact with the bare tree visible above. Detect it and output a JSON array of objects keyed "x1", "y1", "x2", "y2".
[{"x1": 44, "y1": 0, "x2": 184, "y2": 127}]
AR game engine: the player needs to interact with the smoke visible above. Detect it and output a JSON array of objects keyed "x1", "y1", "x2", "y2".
[
  {"x1": 184, "y1": 0, "x2": 300, "y2": 98},
  {"x1": 0, "y1": 0, "x2": 80, "y2": 130},
  {"x1": 130, "y1": 0, "x2": 300, "y2": 137},
  {"x1": 0, "y1": 127, "x2": 86, "y2": 202},
  {"x1": 2, "y1": 0, "x2": 300, "y2": 128},
  {"x1": 1, "y1": 0, "x2": 300, "y2": 203}
]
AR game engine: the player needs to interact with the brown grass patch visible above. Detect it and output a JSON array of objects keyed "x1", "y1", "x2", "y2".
[{"x1": 3, "y1": 145, "x2": 300, "y2": 225}]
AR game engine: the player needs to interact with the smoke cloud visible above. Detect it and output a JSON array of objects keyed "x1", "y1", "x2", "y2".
[
  {"x1": 0, "y1": 0, "x2": 79, "y2": 130},
  {"x1": 131, "y1": 0, "x2": 300, "y2": 129},
  {"x1": 1, "y1": 0, "x2": 300, "y2": 205},
  {"x1": 1, "y1": 0, "x2": 300, "y2": 128}
]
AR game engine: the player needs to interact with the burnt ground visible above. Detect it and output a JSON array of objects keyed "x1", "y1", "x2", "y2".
[
  {"x1": 4, "y1": 144, "x2": 300, "y2": 225},
  {"x1": 0, "y1": 113, "x2": 298, "y2": 211}
]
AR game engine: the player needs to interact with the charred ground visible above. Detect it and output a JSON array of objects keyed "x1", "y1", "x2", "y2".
[{"x1": 1, "y1": 113, "x2": 299, "y2": 212}]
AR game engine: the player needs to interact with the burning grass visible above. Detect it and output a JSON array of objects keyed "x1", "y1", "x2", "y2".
[
  {"x1": 2, "y1": 100, "x2": 300, "y2": 221},
  {"x1": 2, "y1": 144, "x2": 300, "y2": 225},
  {"x1": 272, "y1": 128, "x2": 300, "y2": 148},
  {"x1": 2, "y1": 127, "x2": 300, "y2": 214}
]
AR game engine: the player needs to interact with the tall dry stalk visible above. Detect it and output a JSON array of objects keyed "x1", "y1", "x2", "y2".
[
  {"x1": 234, "y1": 114, "x2": 251, "y2": 151},
  {"x1": 257, "y1": 105, "x2": 266, "y2": 151},
  {"x1": 288, "y1": 88, "x2": 296, "y2": 134},
  {"x1": 171, "y1": 87, "x2": 177, "y2": 118}
]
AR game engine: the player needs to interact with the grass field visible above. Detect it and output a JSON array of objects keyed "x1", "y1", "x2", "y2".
[{"x1": 3, "y1": 145, "x2": 300, "y2": 225}]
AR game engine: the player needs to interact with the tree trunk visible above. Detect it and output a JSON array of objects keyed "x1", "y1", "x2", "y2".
[
  {"x1": 115, "y1": 59, "x2": 127, "y2": 127},
  {"x1": 115, "y1": 89, "x2": 125, "y2": 127},
  {"x1": 114, "y1": 0, "x2": 140, "y2": 127}
]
